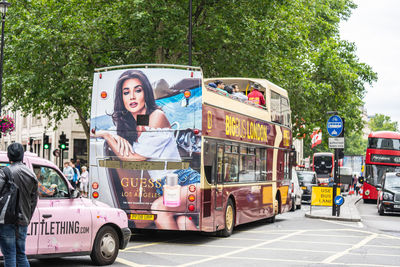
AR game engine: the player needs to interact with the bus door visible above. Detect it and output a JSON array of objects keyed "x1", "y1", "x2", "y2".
[{"x1": 215, "y1": 144, "x2": 224, "y2": 210}]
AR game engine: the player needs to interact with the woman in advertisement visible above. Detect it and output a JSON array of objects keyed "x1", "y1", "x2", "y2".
[{"x1": 94, "y1": 70, "x2": 200, "y2": 230}]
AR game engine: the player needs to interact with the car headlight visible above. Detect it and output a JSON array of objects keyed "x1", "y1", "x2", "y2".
[{"x1": 383, "y1": 192, "x2": 394, "y2": 201}]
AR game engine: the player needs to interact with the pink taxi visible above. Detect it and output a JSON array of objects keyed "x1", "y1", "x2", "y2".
[{"x1": 0, "y1": 152, "x2": 130, "y2": 265}]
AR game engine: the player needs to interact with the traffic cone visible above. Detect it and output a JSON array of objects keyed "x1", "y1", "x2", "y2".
[{"x1": 348, "y1": 185, "x2": 354, "y2": 195}]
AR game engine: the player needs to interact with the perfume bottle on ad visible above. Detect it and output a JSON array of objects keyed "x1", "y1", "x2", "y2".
[{"x1": 163, "y1": 173, "x2": 181, "y2": 207}]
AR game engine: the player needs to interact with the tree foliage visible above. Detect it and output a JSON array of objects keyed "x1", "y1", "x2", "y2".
[
  {"x1": 3, "y1": 0, "x2": 377, "y2": 142},
  {"x1": 369, "y1": 114, "x2": 398, "y2": 132}
]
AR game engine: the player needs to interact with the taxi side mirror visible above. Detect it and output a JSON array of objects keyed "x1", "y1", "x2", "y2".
[{"x1": 71, "y1": 188, "x2": 81, "y2": 198}]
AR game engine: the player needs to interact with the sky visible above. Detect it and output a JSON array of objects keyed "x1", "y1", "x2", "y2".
[{"x1": 339, "y1": 0, "x2": 400, "y2": 127}]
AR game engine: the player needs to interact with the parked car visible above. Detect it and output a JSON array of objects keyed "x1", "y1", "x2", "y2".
[
  {"x1": 0, "y1": 151, "x2": 131, "y2": 265},
  {"x1": 377, "y1": 172, "x2": 400, "y2": 215},
  {"x1": 296, "y1": 170, "x2": 318, "y2": 203},
  {"x1": 290, "y1": 168, "x2": 303, "y2": 211}
]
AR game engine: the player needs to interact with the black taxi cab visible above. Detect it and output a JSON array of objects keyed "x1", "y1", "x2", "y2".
[{"x1": 377, "y1": 172, "x2": 400, "y2": 215}]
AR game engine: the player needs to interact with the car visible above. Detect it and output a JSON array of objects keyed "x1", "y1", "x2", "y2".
[
  {"x1": 296, "y1": 170, "x2": 318, "y2": 203},
  {"x1": 0, "y1": 151, "x2": 131, "y2": 265},
  {"x1": 290, "y1": 168, "x2": 303, "y2": 211},
  {"x1": 377, "y1": 172, "x2": 400, "y2": 215}
]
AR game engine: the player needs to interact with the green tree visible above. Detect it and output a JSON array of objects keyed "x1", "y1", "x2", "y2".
[
  {"x1": 345, "y1": 131, "x2": 367, "y2": 155},
  {"x1": 3, "y1": 0, "x2": 376, "y2": 146},
  {"x1": 369, "y1": 114, "x2": 398, "y2": 132}
]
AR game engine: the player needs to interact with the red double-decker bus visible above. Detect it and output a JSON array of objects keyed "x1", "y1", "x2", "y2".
[
  {"x1": 89, "y1": 65, "x2": 295, "y2": 236},
  {"x1": 364, "y1": 131, "x2": 400, "y2": 202}
]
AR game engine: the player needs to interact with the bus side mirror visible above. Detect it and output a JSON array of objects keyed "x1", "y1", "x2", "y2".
[
  {"x1": 376, "y1": 184, "x2": 382, "y2": 189},
  {"x1": 358, "y1": 177, "x2": 364, "y2": 184}
]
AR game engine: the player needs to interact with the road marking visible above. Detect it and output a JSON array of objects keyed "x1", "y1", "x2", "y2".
[
  {"x1": 176, "y1": 230, "x2": 306, "y2": 267},
  {"x1": 116, "y1": 257, "x2": 145, "y2": 267},
  {"x1": 321, "y1": 233, "x2": 378, "y2": 263},
  {"x1": 320, "y1": 219, "x2": 364, "y2": 228},
  {"x1": 122, "y1": 242, "x2": 162, "y2": 251}
]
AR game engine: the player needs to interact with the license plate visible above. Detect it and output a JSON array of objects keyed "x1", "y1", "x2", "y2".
[
  {"x1": 302, "y1": 186, "x2": 307, "y2": 190},
  {"x1": 394, "y1": 205, "x2": 400, "y2": 209},
  {"x1": 129, "y1": 214, "x2": 155, "y2": 220}
]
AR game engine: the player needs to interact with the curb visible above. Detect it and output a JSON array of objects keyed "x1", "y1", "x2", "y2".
[{"x1": 304, "y1": 212, "x2": 361, "y2": 222}]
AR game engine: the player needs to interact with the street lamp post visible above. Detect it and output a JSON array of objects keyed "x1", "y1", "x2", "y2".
[{"x1": 0, "y1": 0, "x2": 10, "y2": 116}]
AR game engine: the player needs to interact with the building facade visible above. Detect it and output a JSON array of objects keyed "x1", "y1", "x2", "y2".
[{"x1": 0, "y1": 110, "x2": 88, "y2": 168}]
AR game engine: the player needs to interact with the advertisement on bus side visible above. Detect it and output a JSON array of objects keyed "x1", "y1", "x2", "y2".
[{"x1": 90, "y1": 67, "x2": 202, "y2": 230}]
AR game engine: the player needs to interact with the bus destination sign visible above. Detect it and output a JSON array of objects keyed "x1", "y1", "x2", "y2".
[{"x1": 371, "y1": 154, "x2": 400, "y2": 164}]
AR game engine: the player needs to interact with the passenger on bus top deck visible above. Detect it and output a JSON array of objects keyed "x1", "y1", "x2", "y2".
[
  {"x1": 247, "y1": 83, "x2": 266, "y2": 106},
  {"x1": 224, "y1": 85, "x2": 233, "y2": 94},
  {"x1": 214, "y1": 80, "x2": 225, "y2": 89},
  {"x1": 232, "y1": 83, "x2": 248, "y2": 101}
]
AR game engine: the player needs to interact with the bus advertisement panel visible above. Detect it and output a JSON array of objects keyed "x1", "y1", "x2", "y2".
[
  {"x1": 364, "y1": 131, "x2": 400, "y2": 201},
  {"x1": 313, "y1": 152, "x2": 334, "y2": 184},
  {"x1": 90, "y1": 66, "x2": 203, "y2": 230}
]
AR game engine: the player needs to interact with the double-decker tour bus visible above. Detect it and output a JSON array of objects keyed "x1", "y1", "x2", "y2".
[
  {"x1": 364, "y1": 131, "x2": 400, "y2": 202},
  {"x1": 89, "y1": 64, "x2": 295, "y2": 236},
  {"x1": 313, "y1": 152, "x2": 334, "y2": 185}
]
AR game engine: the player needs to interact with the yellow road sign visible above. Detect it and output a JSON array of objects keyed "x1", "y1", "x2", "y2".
[{"x1": 311, "y1": 186, "x2": 341, "y2": 206}]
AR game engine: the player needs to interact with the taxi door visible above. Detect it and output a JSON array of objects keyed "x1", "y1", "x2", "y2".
[{"x1": 30, "y1": 163, "x2": 92, "y2": 254}]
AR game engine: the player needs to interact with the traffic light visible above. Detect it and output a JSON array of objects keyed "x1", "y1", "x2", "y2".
[
  {"x1": 43, "y1": 135, "x2": 50, "y2": 150},
  {"x1": 64, "y1": 138, "x2": 69, "y2": 150},
  {"x1": 59, "y1": 133, "x2": 67, "y2": 150}
]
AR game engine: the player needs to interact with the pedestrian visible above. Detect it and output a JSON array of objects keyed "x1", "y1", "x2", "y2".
[
  {"x1": 63, "y1": 162, "x2": 74, "y2": 187},
  {"x1": 79, "y1": 166, "x2": 89, "y2": 197},
  {"x1": 71, "y1": 163, "x2": 80, "y2": 189},
  {"x1": 355, "y1": 181, "x2": 360, "y2": 196},
  {"x1": 75, "y1": 159, "x2": 82, "y2": 173},
  {"x1": 0, "y1": 143, "x2": 38, "y2": 267},
  {"x1": 247, "y1": 83, "x2": 266, "y2": 106}
]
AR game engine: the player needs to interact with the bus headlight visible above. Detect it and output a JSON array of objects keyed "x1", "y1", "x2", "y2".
[{"x1": 383, "y1": 192, "x2": 394, "y2": 201}]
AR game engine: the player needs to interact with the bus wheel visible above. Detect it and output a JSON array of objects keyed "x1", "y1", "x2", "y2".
[
  {"x1": 220, "y1": 199, "x2": 235, "y2": 237},
  {"x1": 90, "y1": 226, "x2": 119, "y2": 266}
]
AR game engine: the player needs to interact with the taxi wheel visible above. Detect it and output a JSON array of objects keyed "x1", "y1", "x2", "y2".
[
  {"x1": 378, "y1": 202, "x2": 385, "y2": 216},
  {"x1": 219, "y1": 199, "x2": 235, "y2": 237},
  {"x1": 91, "y1": 226, "x2": 119, "y2": 266}
]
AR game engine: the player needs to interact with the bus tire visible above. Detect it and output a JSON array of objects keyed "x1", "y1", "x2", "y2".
[
  {"x1": 266, "y1": 215, "x2": 275, "y2": 223},
  {"x1": 220, "y1": 198, "x2": 235, "y2": 237},
  {"x1": 90, "y1": 225, "x2": 119, "y2": 266}
]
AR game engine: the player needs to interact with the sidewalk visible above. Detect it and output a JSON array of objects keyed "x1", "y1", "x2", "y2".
[{"x1": 304, "y1": 194, "x2": 362, "y2": 222}]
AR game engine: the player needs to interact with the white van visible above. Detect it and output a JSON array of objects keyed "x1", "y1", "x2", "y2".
[{"x1": 290, "y1": 168, "x2": 303, "y2": 211}]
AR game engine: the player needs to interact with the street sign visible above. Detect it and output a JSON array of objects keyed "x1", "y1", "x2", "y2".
[
  {"x1": 334, "y1": 195, "x2": 344, "y2": 206},
  {"x1": 53, "y1": 149, "x2": 60, "y2": 157},
  {"x1": 327, "y1": 115, "x2": 343, "y2": 137},
  {"x1": 329, "y1": 137, "x2": 345, "y2": 148},
  {"x1": 311, "y1": 186, "x2": 341, "y2": 206}
]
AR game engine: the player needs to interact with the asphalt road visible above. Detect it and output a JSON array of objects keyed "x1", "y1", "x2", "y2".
[{"x1": 3, "y1": 204, "x2": 400, "y2": 267}]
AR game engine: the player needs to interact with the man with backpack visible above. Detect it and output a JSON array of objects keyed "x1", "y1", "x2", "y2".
[{"x1": 0, "y1": 143, "x2": 38, "y2": 267}]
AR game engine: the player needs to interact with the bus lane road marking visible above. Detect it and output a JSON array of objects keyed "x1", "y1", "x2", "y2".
[
  {"x1": 321, "y1": 233, "x2": 378, "y2": 264},
  {"x1": 176, "y1": 230, "x2": 306, "y2": 267}
]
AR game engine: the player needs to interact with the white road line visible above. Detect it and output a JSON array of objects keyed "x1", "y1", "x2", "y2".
[
  {"x1": 116, "y1": 257, "x2": 146, "y2": 267},
  {"x1": 321, "y1": 233, "x2": 378, "y2": 264},
  {"x1": 320, "y1": 219, "x2": 365, "y2": 228},
  {"x1": 176, "y1": 230, "x2": 306, "y2": 267}
]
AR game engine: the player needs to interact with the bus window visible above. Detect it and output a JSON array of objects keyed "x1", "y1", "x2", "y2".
[
  {"x1": 281, "y1": 97, "x2": 291, "y2": 127},
  {"x1": 271, "y1": 91, "x2": 281, "y2": 123},
  {"x1": 224, "y1": 150, "x2": 239, "y2": 183},
  {"x1": 239, "y1": 146, "x2": 256, "y2": 183},
  {"x1": 258, "y1": 148, "x2": 267, "y2": 181}
]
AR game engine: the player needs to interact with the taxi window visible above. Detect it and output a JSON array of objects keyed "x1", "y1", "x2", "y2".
[{"x1": 33, "y1": 165, "x2": 69, "y2": 198}]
